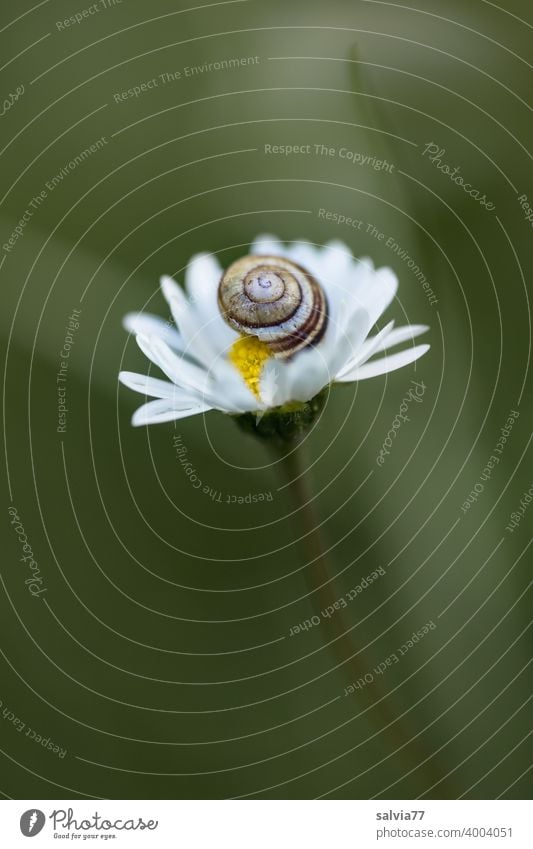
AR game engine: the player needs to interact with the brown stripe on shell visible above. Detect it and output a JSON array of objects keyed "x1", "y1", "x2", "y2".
[{"x1": 268, "y1": 284, "x2": 328, "y2": 358}]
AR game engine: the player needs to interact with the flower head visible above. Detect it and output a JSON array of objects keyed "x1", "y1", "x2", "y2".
[{"x1": 119, "y1": 235, "x2": 429, "y2": 429}]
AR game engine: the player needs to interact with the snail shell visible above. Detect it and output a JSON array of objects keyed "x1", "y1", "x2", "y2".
[{"x1": 218, "y1": 255, "x2": 328, "y2": 359}]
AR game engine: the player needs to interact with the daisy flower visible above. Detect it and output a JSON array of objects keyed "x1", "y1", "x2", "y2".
[{"x1": 119, "y1": 235, "x2": 429, "y2": 430}]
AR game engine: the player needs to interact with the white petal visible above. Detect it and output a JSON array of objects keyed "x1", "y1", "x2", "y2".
[
  {"x1": 336, "y1": 320, "x2": 395, "y2": 379},
  {"x1": 211, "y1": 359, "x2": 264, "y2": 412},
  {"x1": 356, "y1": 266, "x2": 398, "y2": 328},
  {"x1": 160, "y1": 274, "x2": 189, "y2": 313},
  {"x1": 132, "y1": 398, "x2": 211, "y2": 426},
  {"x1": 184, "y1": 252, "x2": 222, "y2": 305},
  {"x1": 357, "y1": 256, "x2": 375, "y2": 271},
  {"x1": 340, "y1": 323, "x2": 430, "y2": 379},
  {"x1": 285, "y1": 239, "x2": 321, "y2": 273},
  {"x1": 136, "y1": 334, "x2": 209, "y2": 395},
  {"x1": 210, "y1": 320, "x2": 240, "y2": 357},
  {"x1": 260, "y1": 307, "x2": 372, "y2": 406},
  {"x1": 160, "y1": 275, "x2": 216, "y2": 366},
  {"x1": 369, "y1": 323, "x2": 429, "y2": 354},
  {"x1": 259, "y1": 360, "x2": 285, "y2": 407},
  {"x1": 338, "y1": 344, "x2": 430, "y2": 381},
  {"x1": 137, "y1": 334, "x2": 258, "y2": 413},
  {"x1": 280, "y1": 348, "x2": 330, "y2": 403},
  {"x1": 119, "y1": 371, "x2": 200, "y2": 405},
  {"x1": 327, "y1": 307, "x2": 373, "y2": 375},
  {"x1": 194, "y1": 306, "x2": 240, "y2": 361},
  {"x1": 320, "y1": 264, "x2": 398, "y2": 372},
  {"x1": 175, "y1": 263, "x2": 240, "y2": 360},
  {"x1": 264, "y1": 345, "x2": 330, "y2": 408},
  {"x1": 184, "y1": 253, "x2": 238, "y2": 354},
  {"x1": 318, "y1": 257, "x2": 379, "y2": 347},
  {"x1": 309, "y1": 239, "x2": 356, "y2": 285},
  {"x1": 250, "y1": 234, "x2": 285, "y2": 256},
  {"x1": 119, "y1": 371, "x2": 177, "y2": 399},
  {"x1": 123, "y1": 312, "x2": 183, "y2": 351}
]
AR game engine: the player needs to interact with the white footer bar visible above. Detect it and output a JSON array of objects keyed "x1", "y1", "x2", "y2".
[{"x1": 1, "y1": 799, "x2": 530, "y2": 848}]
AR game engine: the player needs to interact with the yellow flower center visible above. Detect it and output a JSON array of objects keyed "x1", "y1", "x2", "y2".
[{"x1": 228, "y1": 335, "x2": 272, "y2": 398}]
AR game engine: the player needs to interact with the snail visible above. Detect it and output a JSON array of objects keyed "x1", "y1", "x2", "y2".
[{"x1": 218, "y1": 255, "x2": 328, "y2": 359}]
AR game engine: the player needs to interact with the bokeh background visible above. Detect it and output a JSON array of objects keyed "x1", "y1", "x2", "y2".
[{"x1": 1, "y1": 0, "x2": 532, "y2": 800}]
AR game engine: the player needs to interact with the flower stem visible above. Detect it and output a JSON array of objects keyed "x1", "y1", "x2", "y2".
[{"x1": 276, "y1": 441, "x2": 452, "y2": 797}]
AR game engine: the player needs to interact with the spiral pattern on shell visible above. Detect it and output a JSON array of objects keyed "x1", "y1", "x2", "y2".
[{"x1": 218, "y1": 255, "x2": 328, "y2": 359}]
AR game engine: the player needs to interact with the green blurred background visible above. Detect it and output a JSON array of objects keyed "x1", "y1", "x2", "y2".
[{"x1": 1, "y1": 0, "x2": 531, "y2": 799}]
